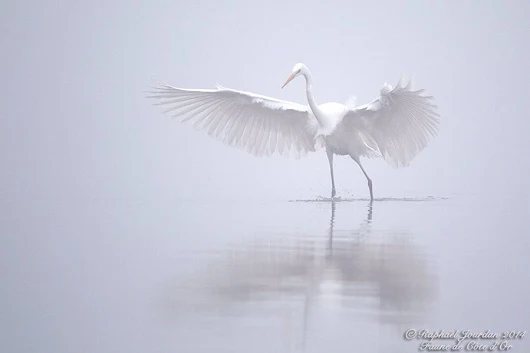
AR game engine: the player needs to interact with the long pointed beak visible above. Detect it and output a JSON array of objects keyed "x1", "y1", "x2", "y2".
[{"x1": 281, "y1": 72, "x2": 296, "y2": 89}]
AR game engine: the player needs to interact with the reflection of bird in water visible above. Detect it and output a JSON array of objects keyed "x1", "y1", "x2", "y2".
[
  {"x1": 323, "y1": 202, "x2": 433, "y2": 323},
  {"x1": 328, "y1": 200, "x2": 372, "y2": 252},
  {"x1": 162, "y1": 201, "x2": 436, "y2": 351}
]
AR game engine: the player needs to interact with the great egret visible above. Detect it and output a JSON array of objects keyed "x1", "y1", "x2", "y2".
[{"x1": 148, "y1": 63, "x2": 440, "y2": 201}]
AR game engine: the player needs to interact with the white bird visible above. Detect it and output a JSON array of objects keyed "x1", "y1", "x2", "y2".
[{"x1": 148, "y1": 63, "x2": 440, "y2": 201}]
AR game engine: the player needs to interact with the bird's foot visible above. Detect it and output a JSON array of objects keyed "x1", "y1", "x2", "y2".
[{"x1": 331, "y1": 189, "x2": 336, "y2": 199}]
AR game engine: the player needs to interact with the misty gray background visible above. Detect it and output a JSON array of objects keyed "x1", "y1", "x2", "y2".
[{"x1": 1, "y1": 1, "x2": 529, "y2": 353}]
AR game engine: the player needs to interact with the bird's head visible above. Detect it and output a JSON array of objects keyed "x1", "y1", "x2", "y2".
[{"x1": 281, "y1": 63, "x2": 308, "y2": 89}]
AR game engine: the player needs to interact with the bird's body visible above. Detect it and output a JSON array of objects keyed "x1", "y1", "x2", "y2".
[{"x1": 148, "y1": 63, "x2": 440, "y2": 200}]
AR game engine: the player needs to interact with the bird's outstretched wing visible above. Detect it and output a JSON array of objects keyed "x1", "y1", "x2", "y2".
[
  {"x1": 147, "y1": 84, "x2": 317, "y2": 158},
  {"x1": 340, "y1": 78, "x2": 440, "y2": 167}
]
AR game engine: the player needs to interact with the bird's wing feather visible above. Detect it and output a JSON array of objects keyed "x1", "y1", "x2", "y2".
[
  {"x1": 340, "y1": 78, "x2": 440, "y2": 167},
  {"x1": 147, "y1": 84, "x2": 317, "y2": 158}
]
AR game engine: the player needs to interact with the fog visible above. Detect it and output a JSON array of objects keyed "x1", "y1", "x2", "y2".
[{"x1": 1, "y1": 1, "x2": 529, "y2": 352}]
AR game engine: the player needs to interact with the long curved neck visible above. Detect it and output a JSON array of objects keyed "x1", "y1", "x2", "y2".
[{"x1": 303, "y1": 72, "x2": 325, "y2": 126}]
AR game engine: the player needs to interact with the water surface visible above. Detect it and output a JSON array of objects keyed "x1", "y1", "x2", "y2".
[{"x1": 2, "y1": 194, "x2": 529, "y2": 352}]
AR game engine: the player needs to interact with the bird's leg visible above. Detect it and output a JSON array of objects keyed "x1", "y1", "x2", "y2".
[
  {"x1": 326, "y1": 148, "x2": 336, "y2": 198},
  {"x1": 353, "y1": 158, "x2": 373, "y2": 202}
]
